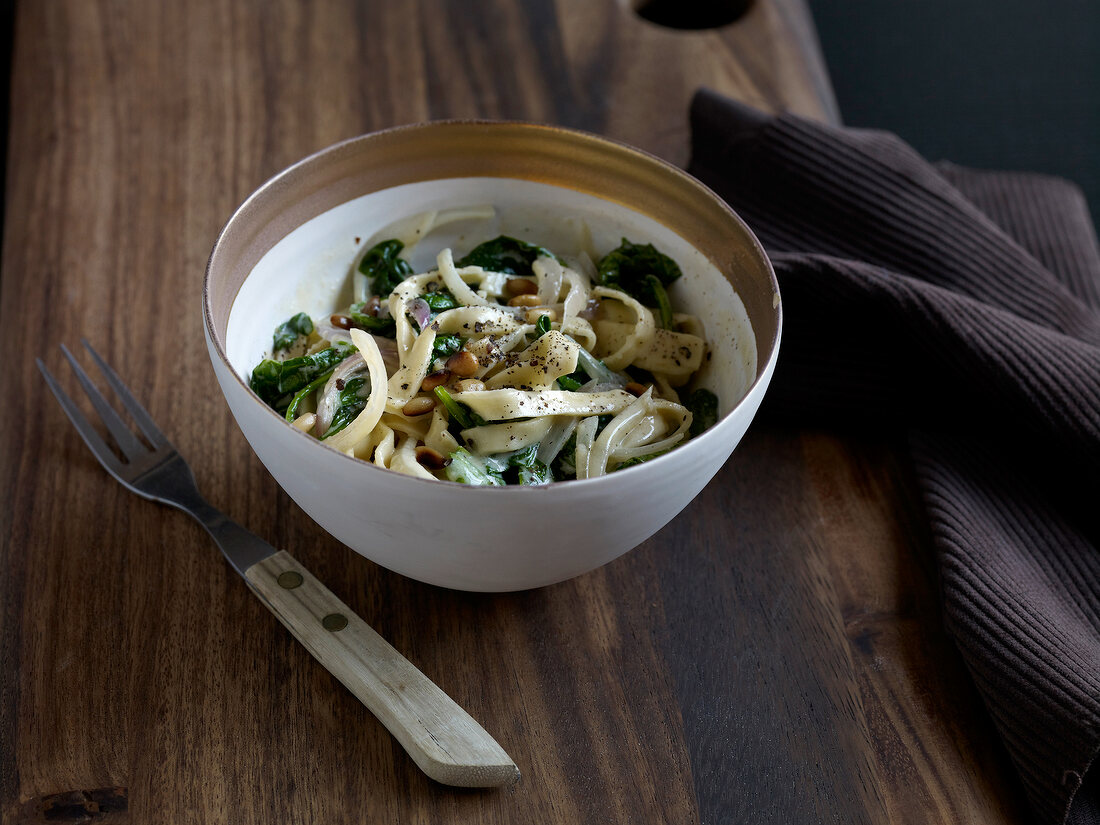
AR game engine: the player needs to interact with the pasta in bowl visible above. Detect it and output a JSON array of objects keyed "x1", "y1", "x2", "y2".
[
  {"x1": 249, "y1": 220, "x2": 722, "y2": 485},
  {"x1": 204, "y1": 122, "x2": 780, "y2": 591}
]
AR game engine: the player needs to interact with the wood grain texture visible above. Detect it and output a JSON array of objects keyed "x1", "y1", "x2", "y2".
[{"x1": 1, "y1": 1, "x2": 1027, "y2": 823}]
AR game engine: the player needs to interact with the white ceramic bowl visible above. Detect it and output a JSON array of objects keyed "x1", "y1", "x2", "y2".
[{"x1": 204, "y1": 122, "x2": 781, "y2": 591}]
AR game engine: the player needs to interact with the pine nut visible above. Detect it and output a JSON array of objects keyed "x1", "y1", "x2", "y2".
[
  {"x1": 446, "y1": 350, "x2": 479, "y2": 377},
  {"x1": 330, "y1": 314, "x2": 354, "y2": 329},
  {"x1": 421, "y1": 370, "x2": 451, "y2": 391},
  {"x1": 625, "y1": 382, "x2": 648, "y2": 397},
  {"x1": 415, "y1": 446, "x2": 450, "y2": 470},
  {"x1": 507, "y1": 294, "x2": 542, "y2": 308},
  {"x1": 402, "y1": 396, "x2": 436, "y2": 416},
  {"x1": 454, "y1": 379, "x2": 485, "y2": 393},
  {"x1": 525, "y1": 308, "x2": 557, "y2": 324},
  {"x1": 504, "y1": 278, "x2": 538, "y2": 297}
]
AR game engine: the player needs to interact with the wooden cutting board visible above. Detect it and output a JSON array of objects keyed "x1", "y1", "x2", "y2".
[{"x1": 0, "y1": 1, "x2": 1030, "y2": 822}]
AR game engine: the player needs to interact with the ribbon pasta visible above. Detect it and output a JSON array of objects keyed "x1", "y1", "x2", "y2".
[{"x1": 259, "y1": 232, "x2": 717, "y2": 484}]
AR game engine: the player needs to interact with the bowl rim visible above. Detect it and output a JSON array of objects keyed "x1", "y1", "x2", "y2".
[{"x1": 203, "y1": 119, "x2": 782, "y2": 494}]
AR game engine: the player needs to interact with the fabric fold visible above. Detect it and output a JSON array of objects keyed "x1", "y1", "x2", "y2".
[{"x1": 688, "y1": 88, "x2": 1100, "y2": 825}]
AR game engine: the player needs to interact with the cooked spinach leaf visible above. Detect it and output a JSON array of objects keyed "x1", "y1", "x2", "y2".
[
  {"x1": 321, "y1": 375, "x2": 369, "y2": 440},
  {"x1": 551, "y1": 432, "x2": 578, "y2": 479},
  {"x1": 645, "y1": 274, "x2": 674, "y2": 329},
  {"x1": 250, "y1": 343, "x2": 354, "y2": 411},
  {"x1": 431, "y1": 334, "x2": 463, "y2": 361},
  {"x1": 507, "y1": 444, "x2": 552, "y2": 485},
  {"x1": 445, "y1": 448, "x2": 506, "y2": 486},
  {"x1": 358, "y1": 239, "x2": 413, "y2": 297},
  {"x1": 273, "y1": 312, "x2": 313, "y2": 351},
  {"x1": 686, "y1": 388, "x2": 719, "y2": 438},
  {"x1": 455, "y1": 236, "x2": 556, "y2": 276},
  {"x1": 348, "y1": 303, "x2": 397, "y2": 337},
  {"x1": 422, "y1": 289, "x2": 459, "y2": 312},
  {"x1": 483, "y1": 454, "x2": 511, "y2": 476},
  {"x1": 447, "y1": 445, "x2": 552, "y2": 486},
  {"x1": 284, "y1": 369, "x2": 334, "y2": 422},
  {"x1": 433, "y1": 386, "x2": 487, "y2": 430},
  {"x1": 527, "y1": 313, "x2": 552, "y2": 342},
  {"x1": 556, "y1": 374, "x2": 583, "y2": 391},
  {"x1": 597, "y1": 238, "x2": 682, "y2": 306}
]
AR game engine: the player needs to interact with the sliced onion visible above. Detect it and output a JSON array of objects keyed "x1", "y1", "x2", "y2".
[
  {"x1": 577, "y1": 298, "x2": 601, "y2": 320},
  {"x1": 537, "y1": 416, "x2": 578, "y2": 466},
  {"x1": 586, "y1": 389, "x2": 653, "y2": 478},
  {"x1": 574, "y1": 345, "x2": 628, "y2": 388},
  {"x1": 316, "y1": 353, "x2": 366, "y2": 437},
  {"x1": 534, "y1": 256, "x2": 563, "y2": 305},
  {"x1": 573, "y1": 416, "x2": 599, "y2": 480},
  {"x1": 371, "y1": 335, "x2": 400, "y2": 374},
  {"x1": 407, "y1": 297, "x2": 432, "y2": 331},
  {"x1": 325, "y1": 329, "x2": 391, "y2": 454},
  {"x1": 580, "y1": 380, "x2": 623, "y2": 394}
]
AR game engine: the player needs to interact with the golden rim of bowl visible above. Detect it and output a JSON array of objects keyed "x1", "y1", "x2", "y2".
[{"x1": 204, "y1": 120, "x2": 781, "y2": 461}]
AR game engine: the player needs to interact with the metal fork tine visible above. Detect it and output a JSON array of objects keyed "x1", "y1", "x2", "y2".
[
  {"x1": 36, "y1": 358, "x2": 126, "y2": 478},
  {"x1": 59, "y1": 344, "x2": 149, "y2": 463},
  {"x1": 81, "y1": 339, "x2": 170, "y2": 448}
]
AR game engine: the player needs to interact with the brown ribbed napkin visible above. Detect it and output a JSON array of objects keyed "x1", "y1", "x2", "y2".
[{"x1": 688, "y1": 89, "x2": 1100, "y2": 825}]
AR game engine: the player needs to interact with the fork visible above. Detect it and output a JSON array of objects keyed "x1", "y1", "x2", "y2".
[{"x1": 37, "y1": 341, "x2": 519, "y2": 788}]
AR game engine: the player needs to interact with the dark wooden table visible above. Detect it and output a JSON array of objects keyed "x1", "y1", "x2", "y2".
[{"x1": 2, "y1": 2, "x2": 1033, "y2": 823}]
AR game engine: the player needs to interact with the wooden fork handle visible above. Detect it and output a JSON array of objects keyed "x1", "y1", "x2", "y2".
[{"x1": 244, "y1": 550, "x2": 519, "y2": 788}]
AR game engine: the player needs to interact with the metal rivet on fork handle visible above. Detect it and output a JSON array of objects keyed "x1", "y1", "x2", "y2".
[
  {"x1": 277, "y1": 570, "x2": 303, "y2": 589},
  {"x1": 322, "y1": 613, "x2": 348, "y2": 631}
]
